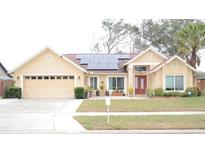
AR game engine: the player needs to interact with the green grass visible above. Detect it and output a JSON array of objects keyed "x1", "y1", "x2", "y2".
[
  {"x1": 77, "y1": 97, "x2": 205, "y2": 112},
  {"x1": 75, "y1": 115, "x2": 205, "y2": 130}
]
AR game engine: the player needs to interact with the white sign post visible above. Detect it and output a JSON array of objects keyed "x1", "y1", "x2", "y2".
[{"x1": 106, "y1": 98, "x2": 111, "y2": 125}]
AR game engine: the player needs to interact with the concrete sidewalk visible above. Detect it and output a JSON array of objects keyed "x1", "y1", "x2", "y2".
[
  {"x1": 86, "y1": 129, "x2": 205, "y2": 134},
  {"x1": 89, "y1": 96, "x2": 148, "y2": 100},
  {"x1": 75, "y1": 111, "x2": 205, "y2": 116},
  {"x1": 53, "y1": 99, "x2": 85, "y2": 133}
]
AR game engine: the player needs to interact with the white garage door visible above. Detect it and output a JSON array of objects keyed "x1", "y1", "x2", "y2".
[{"x1": 23, "y1": 75, "x2": 75, "y2": 98}]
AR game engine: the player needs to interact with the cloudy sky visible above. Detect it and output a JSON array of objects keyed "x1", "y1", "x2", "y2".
[{"x1": 0, "y1": 0, "x2": 204, "y2": 72}]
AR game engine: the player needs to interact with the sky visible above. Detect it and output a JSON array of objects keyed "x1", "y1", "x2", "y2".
[{"x1": 0, "y1": 0, "x2": 204, "y2": 72}]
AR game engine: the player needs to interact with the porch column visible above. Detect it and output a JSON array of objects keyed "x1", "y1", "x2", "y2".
[{"x1": 128, "y1": 65, "x2": 134, "y2": 89}]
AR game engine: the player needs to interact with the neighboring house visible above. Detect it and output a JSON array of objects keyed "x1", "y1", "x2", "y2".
[
  {"x1": 197, "y1": 72, "x2": 205, "y2": 95},
  {"x1": 0, "y1": 62, "x2": 13, "y2": 96},
  {"x1": 9, "y1": 48, "x2": 196, "y2": 98},
  {"x1": 197, "y1": 78, "x2": 205, "y2": 94}
]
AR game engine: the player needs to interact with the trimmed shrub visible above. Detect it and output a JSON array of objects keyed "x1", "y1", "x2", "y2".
[
  {"x1": 3, "y1": 87, "x2": 21, "y2": 99},
  {"x1": 185, "y1": 87, "x2": 201, "y2": 97},
  {"x1": 74, "y1": 87, "x2": 84, "y2": 99},
  {"x1": 164, "y1": 92, "x2": 181, "y2": 97},
  {"x1": 180, "y1": 92, "x2": 189, "y2": 97},
  {"x1": 154, "y1": 88, "x2": 164, "y2": 96},
  {"x1": 147, "y1": 89, "x2": 154, "y2": 97}
]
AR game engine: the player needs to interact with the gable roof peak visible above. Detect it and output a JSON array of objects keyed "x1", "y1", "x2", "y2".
[
  {"x1": 123, "y1": 47, "x2": 167, "y2": 66},
  {"x1": 9, "y1": 47, "x2": 88, "y2": 74},
  {"x1": 149, "y1": 55, "x2": 196, "y2": 73}
]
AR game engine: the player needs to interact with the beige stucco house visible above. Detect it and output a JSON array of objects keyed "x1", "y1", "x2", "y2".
[{"x1": 9, "y1": 47, "x2": 196, "y2": 98}]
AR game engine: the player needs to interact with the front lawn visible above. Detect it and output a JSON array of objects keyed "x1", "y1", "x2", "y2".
[
  {"x1": 77, "y1": 97, "x2": 205, "y2": 112},
  {"x1": 75, "y1": 115, "x2": 205, "y2": 130}
]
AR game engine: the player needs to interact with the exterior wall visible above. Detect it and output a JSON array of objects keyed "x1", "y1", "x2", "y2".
[
  {"x1": 10, "y1": 48, "x2": 85, "y2": 91},
  {"x1": 129, "y1": 49, "x2": 165, "y2": 69},
  {"x1": 127, "y1": 57, "x2": 194, "y2": 92},
  {"x1": 147, "y1": 73, "x2": 154, "y2": 89},
  {"x1": 154, "y1": 59, "x2": 194, "y2": 91},
  {"x1": 127, "y1": 49, "x2": 167, "y2": 93},
  {"x1": 127, "y1": 66, "x2": 134, "y2": 89},
  {"x1": 187, "y1": 68, "x2": 194, "y2": 88},
  {"x1": 155, "y1": 68, "x2": 163, "y2": 88},
  {"x1": 87, "y1": 73, "x2": 128, "y2": 95},
  {"x1": 147, "y1": 73, "x2": 153, "y2": 89}
]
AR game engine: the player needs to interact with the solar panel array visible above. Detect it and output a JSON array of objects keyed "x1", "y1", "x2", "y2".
[{"x1": 76, "y1": 54, "x2": 131, "y2": 70}]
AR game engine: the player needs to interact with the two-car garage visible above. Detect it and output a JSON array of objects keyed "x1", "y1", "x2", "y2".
[
  {"x1": 10, "y1": 48, "x2": 86, "y2": 99},
  {"x1": 23, "y1": 75, "x2": 75, "y2": 98}
]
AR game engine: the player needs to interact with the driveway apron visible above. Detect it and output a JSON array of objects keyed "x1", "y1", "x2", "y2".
[{"x1": 0, "y1": 99, "x2": 85, "y2": 133}]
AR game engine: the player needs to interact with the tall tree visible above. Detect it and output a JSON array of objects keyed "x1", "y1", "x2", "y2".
[
  {"x1": 101, "y1": 19, "x2": 128, "y2": 53},
  {"x1": 92, "y1": 19, "x2": 204, "y2": 60},
  {"x1": 177, "y1": 22, "x2": 205, "y2": 68},
  {"x1": 124, "y1": 23, "x2": 148, "y2": 53},
  {"x1": 132, "y1": 19, "x2": 199, "y2": 56}
]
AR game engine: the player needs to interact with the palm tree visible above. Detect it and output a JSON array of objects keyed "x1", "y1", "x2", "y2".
[{"x1": 177, "y1": 22, "x2": 205, "y2": 69}]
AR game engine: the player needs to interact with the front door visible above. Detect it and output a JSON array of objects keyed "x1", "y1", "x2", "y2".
[{"x1": 135, "y1": 75, "x2": 147, "y2": 94}]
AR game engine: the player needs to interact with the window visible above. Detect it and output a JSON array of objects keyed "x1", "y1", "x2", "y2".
[
  {"x1": 24, "y1": 76, "x2": 30, "y2": 80},
  {"x1": 37, "y1": 76, "x2": 43, "y2": 80},
  {"x1": 135, "y1": 66, "x2": 147, "y2": 72},
  {"x1": 109, "y1": 77, "x2": 124, "y2": 90},
  {"x1": 56, "y1": 76, "x2": 61, "y2": 79},
  {"x1": 31, "y1": 76, "x2": 36, "y2": 80},
  {"x1": 140, "y1": 78, "x2": 144, "y2": 89},
  {"x1": 69, "y1": 76, "x2": 74, "y2": 80},
  {"x1": 50, "y1": 76, "x2": 55, "y2": 80},
  {"x1": 135, "y1": 77, "x2": 138, "y2": 89},
  {"x1": 109, "y1": 77, "x2": 116, "y2": 90},
  {"x1": 90, "y1": 77, "x2": 97, "y2": 90},
  {"x1": 44, "y1": 76, "x2": 49, "y2": 80},
  {"x1": 165, "y1": 75, "x2": 184, "y2": 91},
  {"x1": 117, "y1": 77, "x2": 124, "y2": 90},
  {"x1": 175, "y1": 76, "x2": 184, "y2": 90},
  {"x1": 63, "y1": 76, "x2": 68, "y2": 79},
  {"x1": 165, "y1": 76, "x2": 174, "y2": 91}
]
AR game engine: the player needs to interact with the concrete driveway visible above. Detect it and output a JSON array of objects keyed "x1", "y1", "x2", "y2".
[{"x1": 0, "y1": 99, "x2": 85, "y2": 133}]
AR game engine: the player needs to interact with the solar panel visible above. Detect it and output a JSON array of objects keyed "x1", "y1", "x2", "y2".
[
  {"x1": 99, "y1": 58, "x2": 109, "y2": 63},
  {"x1": 108, "y1": 63, "x2": 118, "y2": 69},
  {"x1": 96, "y1": 64, "x2": 102, "y2": 69},
  {"x1": 80, "y1": 57, "x2": 89, "y2": 64},
  {"x1": 87, "y1": 63, "x2": 95, "y2": 69},
  {"x1": 76, "y1": 53, "x2": 130, "y2": 70}
]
